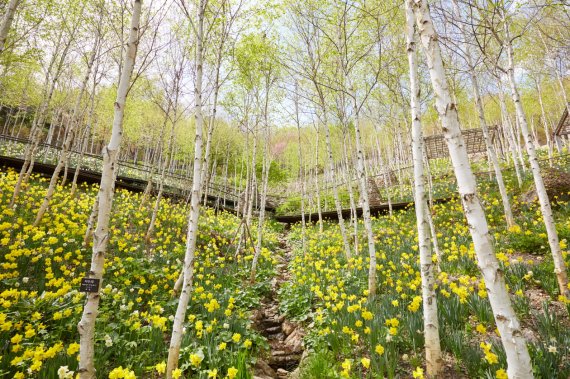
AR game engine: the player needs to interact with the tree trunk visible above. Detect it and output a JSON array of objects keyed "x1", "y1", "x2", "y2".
[
  {"x1": 451, "y1": 0, "x2": 514, "y2": 228},
  {"x1": 0, "y1": 0, "x2": 20, "y2": 54},
  {"x1": 146, "y1": 106, "x2": 177, "y2": 241},
  {"x1": 315, "y1": 90, "x2": 351, "y2": 259},
  {"x1": 535, "y1": 79, "x2": 554, "y2": 165},
  {"x1": 166, "y1": 0, "x2": 206, "y2": 375},
  {"x1": 503, "y1": 18, "x2": 569, "y2": 299},
  {"x1": 34, "y1": 42, "x2": 98, "y2": 225},
  {"x1": 351, "y1": 107, "x2": 377, "y2": 297},
  {"x1": 342, "y1": 132, "x2": 358, "y2": 252},
  {"x1": 250, "y1": 99, "x2": 271, "y2": 282},
  {"x1": 410, "y1": 1, "x2": 533, "y2": 377},
  {"x1": 373, "y1": 123, "x2": 393, "y2": 216},
  {"x1": 423, "y1": 149, "x2": 441, "y2": 261},
  {"x1": 77, "y1": 2, "x2": 141, "y2": 377},
  {"x1": 497, "y1": 84, "x2": 524, "y2": 187},
  {"x1": 294, "y1": 83, "x2": 306, "y2": 253},
  {"x1": 404, "y1": 3, "x2": 442, "y2": 375},
  {"x1": 313, "y1": 125, "x2": 324, "y2": 232},
  {"x1": 72, "y1": 88, "x2": 99, "y2": 196}
]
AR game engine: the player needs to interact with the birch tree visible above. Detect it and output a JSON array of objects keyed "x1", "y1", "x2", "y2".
[
  {"x1": 146, "y1": 35, "x2": 186, "y2": 241},
  {"x1": 404, "y1": 2, "x2": 442, "y2": 375},
  {"x1": 34, "y1": 5, "x2": 104, "y2": 225},
  {"x1": 10, "y1": 7, "x2": 82, "y2": 207},
  {"x1": 449, "y1": 0, "x2": 514, "y2": 228},
  {"x1": 286, "y1": 1, "x2": 352, "y2": 258},
  {"x1": 408, "y1": 0, "x2": 533, "y2": 377},
  {"x1": 328, "y1": 1, "x2": 385, "y2": 296},
  {"x1": 247, "y1": 33, "x2": 279, "y2": 282},
  {"x1": 471, "y1": 0, "x2": 570, "y2": 299},
  {"x1": 77, "y1": 1, "x2": 142, "y2": 377},
  {"x1": 500, "y1": 8, "x2": 569, "y2": 298},
  {"x1": 166, "y1": 0, "x2": 207, "y2": 375},
  {"x1": 0, "y1": 0, "x2": 21, "y2": 54}
]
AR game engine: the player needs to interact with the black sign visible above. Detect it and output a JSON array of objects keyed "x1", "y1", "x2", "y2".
[{"x1": 79, "y1": 278, "x2": 100, "y2": 293}]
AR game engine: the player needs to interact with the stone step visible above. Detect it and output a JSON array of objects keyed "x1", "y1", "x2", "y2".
[{"x1": 264, "y1": 325, "x2": 282, "y2": 335}]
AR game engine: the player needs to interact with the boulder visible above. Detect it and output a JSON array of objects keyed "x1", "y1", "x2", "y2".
[
  {"x1": 522, "y1": 168, "x2": 570, "y2": 203},
  {"x1": 367, "y1": 177, "x2": 383, "y2": 206},
  {"x1": 254, "y1": 359, "x2": 277, "y2": 378},
  {"x1": 284, "y1": 328, "x2": 304, "y2": 353},
  {"x1": 282, "y1": 320, "x2": 296, "y2": 336}
]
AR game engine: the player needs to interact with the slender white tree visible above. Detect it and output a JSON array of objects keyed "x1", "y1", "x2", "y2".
[
  {"x1": 404, "y1": 2, "x2": 442, "y2": 375},
  {"x1": 166, "y1": 0, "x2": 207, "y2": 375},
  {"x1": 0, "y1": 0, "x2": 20, "y2": 54},
  {"x1": 408, "y1": 0, "x2": 533, "y2": 377},
  {"x1": 450, "y1": 0, "x2": 514, "y2": 228},
  {"x1": 502, "y1": 13, "x2": 569, "y2": 298},
  {"x1": 34, "y1": 29, "x2": 101, "y2": 226},
  {"x1": 77, "y1": 1, "x2": 142, "y2": 377}
]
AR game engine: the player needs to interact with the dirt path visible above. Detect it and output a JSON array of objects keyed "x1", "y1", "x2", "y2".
[{"x1": 252, "y1": 234, "x2": 305, "y2": 379}]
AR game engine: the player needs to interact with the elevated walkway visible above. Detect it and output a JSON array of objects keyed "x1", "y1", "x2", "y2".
[{"x1": 0, "y1": 134, "x2": 276, "y2": 212}]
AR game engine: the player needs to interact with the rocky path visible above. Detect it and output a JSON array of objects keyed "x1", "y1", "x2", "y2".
[{"x1": 253, "y1": 235, "x2": 305, "y2": 379}]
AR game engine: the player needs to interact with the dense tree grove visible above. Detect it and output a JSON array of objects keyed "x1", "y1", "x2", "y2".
[{"x1": 0, "y1": 0, "x2": 569, "y2": 378}]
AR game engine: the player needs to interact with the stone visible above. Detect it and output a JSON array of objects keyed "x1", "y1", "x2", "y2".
[
  {"x1": 269, "y1": 353, "x2": 302, "y2": 367},
  {"x1": 265, "y1": 325, "x2": 282, "y2": 335},
  {"x1": 254, "y1": 359, "x2": 277, "y2": 378},
  {"x1": 284, "y1": 328, "x2": 304, "y2": 353},
  {"x1": 250, "y1": 309, "x2": 263, "y2": 323},
  {"x1": 289, "y1": 368, "x2": 301, "y2": 379},
  {"x1": 260, "y1": 317, "x2": 281, "y2": 329},
  {"x1": 367, "y1": 177, "x2": 383, "y2": 206},
  {"x1": 282, "y1": 320, "x2": 296, "y2": 336}
]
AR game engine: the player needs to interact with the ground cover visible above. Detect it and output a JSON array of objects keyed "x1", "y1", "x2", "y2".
[
  {"x1": 0, "y1": 167, "x2": 279, "y2": 378},
  {"x1": 281, "y1": 170, "x2": 570, "y2": 378}
]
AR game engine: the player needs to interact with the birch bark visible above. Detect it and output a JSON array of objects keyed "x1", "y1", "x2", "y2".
[
  {"x1": 404, "y1": 3, "x2": 442, "y2": 375},
  {"x1": 34, "y1": 40, "x2": 99, "y2": 225},
  {"x1": 451, "y1": 0, "x2": 513, "y2": 228},
  {"x1": 166, "y1": 0, "x2": 207, "y2": 375},
  {"x1": 77, "y1": 1, "x2": 142, "y2": 378},
  {"x1": 503, "y1": 18, "x2": 569, "y2": 299},
  {"x1": 0, "y1": 0, "x2": 20, "y2": 54},
  {"x1": 409, "y1": 1, "x2": 533, "y2": 377}
]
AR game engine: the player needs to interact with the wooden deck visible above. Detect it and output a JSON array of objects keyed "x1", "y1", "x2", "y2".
[{"x1": 0, "y1": 154, "x2": 275, "y2": 212}]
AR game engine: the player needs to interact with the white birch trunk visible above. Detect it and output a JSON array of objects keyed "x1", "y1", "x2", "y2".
[
  {"x1": 34, "y1": 43, "x2": 98, "y2": 225},
  {"x1": 166, "y1": 0, "x2": 206, "y2": 375},
  {"x1": 77, "y1": 1, "x2": 141, "y2": 378},
  {"x1": 0, "y1": 0, "x2": 20, "y2": 53},
  {"x1": 146, "y1": 109, "x2": 177, "y2": 241},
  {"x1": 422, "y1": 151, "x2": 441, "y2": 261},
  {"x1": 342, "y1": 132, "x2": 358, "y2": 251},
  {"x1": 373, "y1": 124, "x2": 393, "y2": 216},
  {"x1": 410, "y1": 1, "x2": 533, "y2": 377},
  {"x1": 451, "y1": 0, "x2": 514, "y2": 228},
  {"x1": 294, "y1": 82, "x2": 306, "y2": 253},
  {"x1": 535, "y1": 79, "x2": 554, "y2": 164},
  {"x1": 351, "y1": 108, "x2": 376, "y2": 297},
  {"x1": 250, "y1": 126, "x2": 270, "y2": 282},
  {"x1": 503, "y1": 19, "x2": 569, "y2": 299},
  {"x1": 313, "y1": 125, "x2": 324, "y2": 232},
  {"x1": 83, "y1": 196, "x2": 99, "y2": 246},
  {"x1": 497, "y1": 82, "x2": 523, "y2": 185},
  {"x1": 404, "y1": 4, "x2": 442, "y2": 374},
  {"x1": 316, "y1": 92, "x2": 351, "y2": 259}
]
